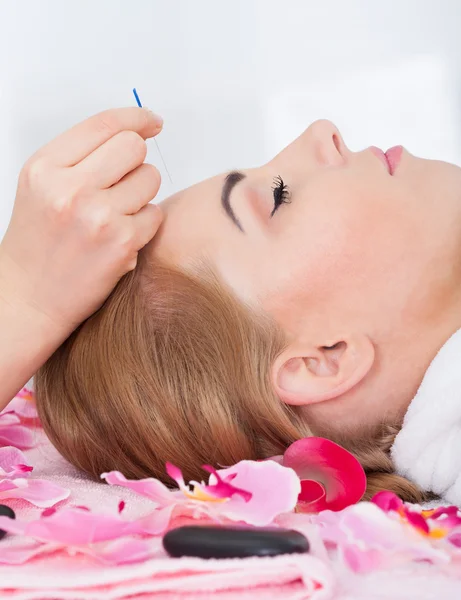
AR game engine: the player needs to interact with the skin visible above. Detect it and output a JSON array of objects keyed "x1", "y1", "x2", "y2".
[
  {"x1": 0, "y1": 108, "x2": 163, "y2": 410},
  {"x1": 152, "y1": 119, "x2": 461, "y2": 439}
]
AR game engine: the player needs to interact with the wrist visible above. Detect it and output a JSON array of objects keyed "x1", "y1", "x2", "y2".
[
  {"x1": 0, "y1": 272, "x2": 71, "y2": 410},
  {"x1": 0, "y1": 246, "x2": 70, "y2": 343}
]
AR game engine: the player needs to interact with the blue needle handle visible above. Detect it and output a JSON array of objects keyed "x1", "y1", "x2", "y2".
[{"x1": 132, "y1": 88, "x2": 172, "y2": 183}]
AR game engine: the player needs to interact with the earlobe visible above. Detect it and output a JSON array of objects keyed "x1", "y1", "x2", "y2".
[{"x1": 272, "y1": 334, "x2": 375, "y2": 406}]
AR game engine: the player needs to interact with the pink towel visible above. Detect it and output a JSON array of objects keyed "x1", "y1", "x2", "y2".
[
  {"x1": 2, "y1": 395, "x2": 461, "y2": 600},
  {"x1": 0, "y1": 421, "x2": 334, "y2": 600}
]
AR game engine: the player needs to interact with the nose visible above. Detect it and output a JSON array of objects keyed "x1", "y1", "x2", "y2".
[{"x1": 307, "y1": 119, "x2": 347, "y2": 167}]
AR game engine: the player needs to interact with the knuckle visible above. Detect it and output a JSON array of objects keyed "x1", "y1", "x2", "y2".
[
  {"x1": 82, "y1": 205, "x2": 112, "y2": 236},
  {"x1": 94, "y1": 111, "x2": 120, "y2": 137},
  {"x1": 21, "y1": 155, "x2": 50, "y2": 187},
  {"x1": 46, "y1": 195, "x2": 74, "y2": 222},
  {"x1": 45, "y1": 180, "x2": 82, "y2": 220},
  {"x1": 117, "y1": 227, "x2": 135, "y2": 252}
]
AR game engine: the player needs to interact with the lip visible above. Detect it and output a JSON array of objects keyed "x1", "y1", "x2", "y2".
[
  {"x1": 385, "y1": 145, "x2": 403, "y2": 175},
  {"x1": 369, "y1": 145, "x2": 403, "y2": 175},
  {"x1": 369, "y1": 146, "x2": 390, "y2": 173}
]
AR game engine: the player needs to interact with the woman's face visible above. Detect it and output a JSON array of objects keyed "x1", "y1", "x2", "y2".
[{"x1": 153, "y1": 119, "x2": 461, "y2": 435}]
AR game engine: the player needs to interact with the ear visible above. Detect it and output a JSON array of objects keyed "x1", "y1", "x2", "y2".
[{"x1": 272, "y1": 334, "x2": 375, "y2": 406}]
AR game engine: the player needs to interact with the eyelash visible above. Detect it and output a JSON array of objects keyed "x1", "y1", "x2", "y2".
[{"x1": 271, "y1": 175, "x2": 291, "y2": 217}]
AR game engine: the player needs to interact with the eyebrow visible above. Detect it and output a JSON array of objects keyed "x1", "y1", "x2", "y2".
[{"x1": 221, "y1": 171, "x2": 246, "y2": 233}]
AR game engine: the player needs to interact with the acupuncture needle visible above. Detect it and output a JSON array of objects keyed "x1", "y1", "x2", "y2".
[{"x1": 132, "y1": 88, "x2": 173, "y2": 184}]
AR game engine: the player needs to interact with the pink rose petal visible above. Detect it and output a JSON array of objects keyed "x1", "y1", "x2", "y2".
[
  {"x1": 0, "y1": 447, "x2": 32, "y2": 477},
  {"x1": 297, "y1": 480, "x2": 327, "y2": 513},
  {"x1": 0, "y1": 540, "x2": 60, "y2": 565},
  {"x1": 78, "y1": 537, "x2": 160, "y2": 565},
  {"x1": 372, "y1": 490, "x2": 404, "y2": 512},
  {"x1": 403, "y1": 508, "x2": 430, "y2": 535},
  {"x1": 106, "y1": 459, "x2": 301, "y2": 528},
  {"x1": 0, "y1": 506, "x2": 165, "y2": 567},
  {"x1": 0, "y1": 414, "x2": 21, "y2": 426},
  {"x1": 135, "y1": 504, "x2": 176, "y2": 535},
  {"x1": 342, "y1": 544, "x2": 383, "y2": 573},
  {"x1": 199, "y1": 464, "x2": 252, "y2": 502},
  {"x1": 314, "y1": 502, "x2": 449, "y2": 573},
  {"x1": 431, "y1": 506, "x2": 461, "y2": 529},
  {"x1": 448, "y1": 529, "x2": 461, "y2": 548},
  {"x1": 165, "y1": 463, "x2": 186, "y2": 487},
  {"x1": 0, "y1": 509, "x2": 144, "y2": 544},
  {"x1": 0, "y1": 425, "x2": 35, "y2": 449},
  {"x1": 2, "y1": 391, "x2": 38, "y2": 420},
  {"x1": 0, "y1": 477, "x2": 69, "y2": 507},
  {"x1": 283, "y1": 438, "x2": 366, "y2": 512},
  {"x1": 215, "y1": 460, "x2": 300, "y2": 526},
  {"x1": 102, "y1": 471, "x2": 176, "y2": 506}
]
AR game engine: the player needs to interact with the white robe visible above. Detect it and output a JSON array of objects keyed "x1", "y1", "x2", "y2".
[{"x1": 391, "y1": 328, "x2": 461, "y2": 506}]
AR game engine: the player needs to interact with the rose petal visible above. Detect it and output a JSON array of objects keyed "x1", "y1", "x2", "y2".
[
  {"x1": 430, "y1": 506, "x2": 461, "y2": 529},
  {"x1": 102, "y1": 471, "x2": 176, "y2": 506},
  {"x1": 200, "y1": 464, "x2": 252, "y2": 502},
  {"x1": 296, "y1": 480, "x2": 327, "y2": 513},
  {"x1": 77, "y1": 537, "x2": 159, "y2": 565},
  {"x1": 403, "y1": 508, "x2": 430, "y2": 535},
  {"x1": 342, "y1": 545, "x2": 383, "y2": 573},
  {"x1": 283, "y1": 438, "x2": 366, "y2": 512},
  {"x1": 137, "y1": 504, "x2": 176, "y2": 535},
  {"x1": 314, "y1": 502, "x2": 449, "y2": 573},
  {"x1": 299, "y1": 479, "x2": 326, "y2": 504},
  {"x1": 165, "y1": 462, "x2": 187, "y2": 490},
  {"x1": 447, "y1": 529, "x2": 461, "y2": 548},
  {"x1": 0, "y1": 425, "x2": 35, "y2": 449},
  {"x1": 106, "y1": 461, "x2": 301, "y2": 528},
  {"x1": 0, "y1": 532, "x2": 159, "y2": 567},
  {"x1": 0, "y1": 414, "x2": 21, "y2": 426},
  {"x1": 372, "y1": 491, "x2": 404, "y2": 513},
  {"x1": 2, "y1": 392, "x2": 38, "y2": 420},
  {"x1": 0, "y1": 478, "x2": 69, "y2": 507},
  {"x1": 0, "y1": 509, "x2": 144, "y2": 544},
  {"x1": 215, "y1": 460, "x2": 301, "y2": 526},
  {"x1": 0, "y1": 447, "x2": 32, "y2": 477},
  {"x1": 0, "y1": 540, "x2": 60, "y2": 565},
  {"x1": 431, "y1": 506, "x2": 460, "y2": 519}
]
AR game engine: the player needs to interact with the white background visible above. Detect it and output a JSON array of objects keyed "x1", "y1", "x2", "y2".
[{"x1": 0, "y1": 0, "x2": 461, "y2": 238}]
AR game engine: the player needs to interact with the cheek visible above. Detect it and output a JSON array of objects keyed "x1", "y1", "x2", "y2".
[
  {"x1": 248, "y1": 212, "x2": 355, "y2": 313},
  {"x1": 270, "y1": 202, "x2": 365, "y2": 288},
  {"x1": 258, "y1": 190, "x2": 414, "y2": 313}
]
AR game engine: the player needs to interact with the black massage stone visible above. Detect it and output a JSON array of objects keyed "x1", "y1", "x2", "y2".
[
  {"x1": 0, "y1": 504, "x2": 15, "y2": 540},
  {"x1": 162, "y1": 525, "x2": 310, "y2": 559}
]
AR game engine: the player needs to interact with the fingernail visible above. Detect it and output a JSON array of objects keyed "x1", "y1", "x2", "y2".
[{"x1": 144, "y1": 107, "x2": 163, "y2": 128}]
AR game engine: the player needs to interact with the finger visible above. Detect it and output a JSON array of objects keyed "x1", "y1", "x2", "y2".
[
  {"x1": 107, "y1": 163, "x2": 161, "y2": 214},
  {"x1": 129, "y1": 203, "x2": 164, "y2": 251},
  {"x1": 75, "y1": 131, "x2": 147, "y2": 189},
  {"x1": 35, "y1": 107, "x2": 163, "y2": 167}
]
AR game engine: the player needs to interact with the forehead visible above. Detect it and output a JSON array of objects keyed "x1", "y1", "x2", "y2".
[{"x1": 150, "y1": 173, "x2": 226, "y2": 270}]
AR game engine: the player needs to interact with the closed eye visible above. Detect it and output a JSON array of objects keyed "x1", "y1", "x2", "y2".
[{"x1": 270, "y1": 175, "x2": 291, "y2": 217}]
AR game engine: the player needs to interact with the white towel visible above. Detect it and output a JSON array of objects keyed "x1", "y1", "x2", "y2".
[{"x1": 391, "y1": 327, "x2": 461, "y2": 505}]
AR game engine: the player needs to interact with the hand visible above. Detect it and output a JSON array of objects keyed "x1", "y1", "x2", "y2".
[{"x1": 0, "y1": 107, "x2": 164, "y2": 336}]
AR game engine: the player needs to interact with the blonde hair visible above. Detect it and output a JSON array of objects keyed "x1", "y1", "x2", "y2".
[{"x1": 35, "y1": 250, "x2": 432, "y2": 503}]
